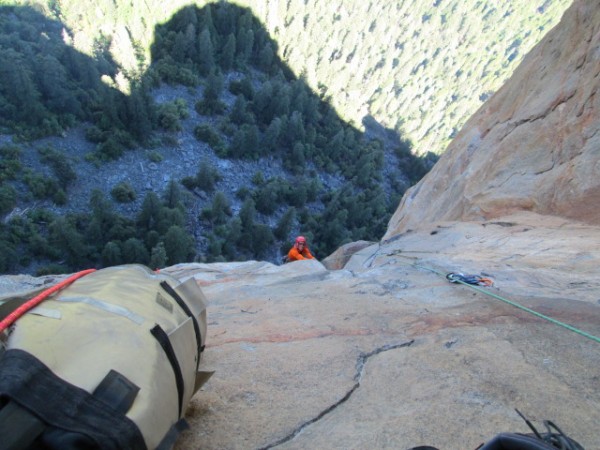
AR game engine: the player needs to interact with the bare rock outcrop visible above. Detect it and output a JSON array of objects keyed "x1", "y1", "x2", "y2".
[
  {"x1": 385, "y1": 0, "x2": 600, "y2": 239},
  {"x1": 164, "y1": 212, "x2": 600, "y2": 449},
  {"x1": 321, "y1": 240, "x2": 375, "y2": 270},
  {"x1": 2, "y1": 2, "x2": 600, "y2": 449}
]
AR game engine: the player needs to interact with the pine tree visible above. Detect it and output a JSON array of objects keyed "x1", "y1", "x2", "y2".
[
  {"x1": 262, "y1": 117, "x2": 282, "y2": 153},
  {"x1": 230, "y1": 95, "x2": 252, "y2": 125},
  {"x1": 239, "y1": 196, "x2": 255, "y2": 226},
  {"x1": 0, "y1": 49, "x2": 43, "y2": 125},
  {"x1": 164, "y1": 225, "x2": 195, "y2": 264},
  {"x1": 149, "y1": 242, "x2": 167, "y2": 269},
  {"x1": 258, "y1": 42, "x2": 274, "y2": 73},
  {"x1": 251, "y1": 224, "x2": 274, "y2": 258},
  {"x1": 195, "y1": 159, "x2": 221, "y2": 192},
  {"x1": 102, "y1": 241, "x2": 123, "y2": 267},
  {"x1": 126, "y1": 82, "x2": 153, "y2": 143},
  {"x1": 197, "y1": 27, "x2": 215, "y2": 76},
  {"x1": 137, "y1": 192, "x2": 163, "y2": 232},
  {"x1": 220, "y1": 33, "x2": 236, "y2": 70},
  {"x1": 122, "y1": 238, "x2": 149, "y2": 264},
  {"x1": 49, "y1": 217, "x2": 90, "y2": 269},
  {"x1": 210, "y1": 191, "x2": 232, "y2": 225},
  {"x1": 163, "y1": 179, "x2": 183, "y2": 209},
  {"x1": 275, "y1": 207, "x2": 296, "y2": 240}
]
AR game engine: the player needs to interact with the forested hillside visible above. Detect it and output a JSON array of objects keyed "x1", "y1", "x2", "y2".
[
  {"x1": 7, "y1": 0, "x2": 572, "y2": 155},
  {"x1": 0, "y1": 0, "x2": 570, "y2": 276},
  {"x1": 0, "y1": 3, "x2": 435, "y2": 275}
]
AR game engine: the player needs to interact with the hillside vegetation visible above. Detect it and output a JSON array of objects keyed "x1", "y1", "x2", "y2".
[
  {"x1": 9, "y1": 0, "x2": 572, "y2": 155},
  {"x1": 0, "y1": 3, "x2": 435, "y2": 275},
  {"x1": 0, "y1": 0, "x2": 570, "y2": 275}
]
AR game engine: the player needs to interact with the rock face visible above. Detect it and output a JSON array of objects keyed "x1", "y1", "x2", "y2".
[
  {"x1": 1, "y1": 1, "x2": 599, "y2": 449},
  {"x1": 385, "y1": 0, "x2": 600, "y2": 239},
  {"x1": 6, "y1": 212, "x2": 598, "y2": 449},
  {"x1": 163, "y1": 212, "x2": 600, "y2": 450},
  {"x1": 321, "y1": 240, "x2": 375, "y2": 270}
]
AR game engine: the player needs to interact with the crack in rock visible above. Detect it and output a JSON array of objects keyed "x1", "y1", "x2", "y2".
[{"x1": 259, "y1": 339, "x2": 415, "y2": 449}]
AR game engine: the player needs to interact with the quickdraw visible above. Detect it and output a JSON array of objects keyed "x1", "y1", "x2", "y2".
[{"x1": 446, "y1": 272, "x2": 494, "y2": 286}]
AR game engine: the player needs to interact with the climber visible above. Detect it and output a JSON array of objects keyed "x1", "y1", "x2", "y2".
[{"x1": 287, "y1": 235, "x2": 315, "y2": 262}]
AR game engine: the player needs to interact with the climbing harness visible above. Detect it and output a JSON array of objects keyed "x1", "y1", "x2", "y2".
[{"x1": 446, "y1": 272, "x2": 494, "y2": 286}]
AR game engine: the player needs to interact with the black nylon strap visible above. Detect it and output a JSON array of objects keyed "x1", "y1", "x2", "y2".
[
  {"x1": 0, "y1": 399, "x2": 46, "y2": 450},
  {"x1": 159, "y1": 281, "x2": 204, "y2": 370},
  {"x1": 0, "y1": 349, "x2": 146, "y2": 450},
  {"x1": 155, "y1": 418, "x2": 189, "y2": 450},
  {"x1": 92, "y1": 369, "x2": 140, "y2": 415},
  {"x1": 150, "y1": 324, "x2": 184, "y2": 418}
]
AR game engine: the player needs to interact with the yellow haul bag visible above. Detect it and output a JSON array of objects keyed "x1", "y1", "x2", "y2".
[{"x1": 0, "y1": 264, "x2": 211, "y2": 450}]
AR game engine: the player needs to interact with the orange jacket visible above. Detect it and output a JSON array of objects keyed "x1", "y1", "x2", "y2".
[{"x1": 287, "y1": 246, "x2": 315, "y2": 261}]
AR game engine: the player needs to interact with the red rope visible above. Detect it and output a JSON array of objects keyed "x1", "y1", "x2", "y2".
[{"x1": 0, "y1": 268, "x2": 96, "y2": 333}]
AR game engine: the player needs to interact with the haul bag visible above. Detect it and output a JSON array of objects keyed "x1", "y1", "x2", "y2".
[{"x1": 0, "y1": 264, "x2": 211, "y2": 450}]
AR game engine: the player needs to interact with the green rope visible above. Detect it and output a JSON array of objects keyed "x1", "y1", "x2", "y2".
[{"x1": 412, "y1": 263, "x2": 600, "y2": 345}]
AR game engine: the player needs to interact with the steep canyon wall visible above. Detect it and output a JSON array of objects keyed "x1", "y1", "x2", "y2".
[{"x1": 385, "y1": 0, "x2": 600, "y2": 239}]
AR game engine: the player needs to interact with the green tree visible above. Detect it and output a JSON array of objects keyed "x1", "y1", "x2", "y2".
[
  {"x1": 38, "y1": 147, "x2": 77, "y2": 189},
  {"x1": 0, "y1": 145, "x2": 22, "y2": 182},
  {"x1": 286, "y1": 142, "x2": 306, "y2": 175},
  {"x1": 193, "y1": 123, "x2": 224, "y2": 154},
  {"x1": 218, "y1": 219, "x2": 237, "y2": 258},
  {"x1": 163, "y1": 179, "x2": 183, "y2": 209},
  {"x1": 0, "y1": 239, "x2": 18, "y2": 273},
  {"x1": 220, "y1": 33, "x2": 236, "y2": 70},
  {"x1": 210, "y1": 191, "x2": 232, "y2": 225},
  {"x1": 262, "y1": 117, "x2": 282, "y2": 153},
  {"x1": 239, "y1": 29, "x2": 254, "y2": 64},
  {"x1": 159, "y1": 207, "x2": 185, "y2": 234},
  {"x1": 36, "y1": 54, "x2": 80, "y2": 117},
  {"x1": 89, "y1": 189, "x2": 116, "y2": 228},
  {"x1": 285, "y1": 111, "x2": 306, "y2": 146},
  {"x1": 230, "y1": 95, "x2": 254, "y2": 125},
  {"x1": 251, "y1": 224, "x2": 274, "y2": 258},
  {"x1": 203, "y1": 69, "x2": 223, "y2": 102},
  {"x1": 271, "y1": 83, "x2": 291, "y2": 118},
  {"x1": 229, "y1": 124, "x2": 259, "y2": 159},
  {"x1": 258, "y1": 42, "x2": 275, "y2": 73},
  {"x1": 49, "y1": 217, "x2": 90, "y2": 269},
  {"x1": 137, "y1": 192, "x2": 163, "y2": 232},
  {"x1": 150, "y1": 242, "x2": 168, "y2": 269},
  {"x1": 0, "y1": 49, "x2": 43, "y2": 125},
  {"x1": 111, "y1": 182, "x2": 136, "y2": 203},
  {"x1": 239, "y1": 197, "x2": 256, "y2": 230},
  {"x1": 0, "y1": 185, "x2": 17, "y2": 216},
  {"x1": 206, "y1": 232, "x2": 224, "y2": 261},
  {"x1": 102, "y1": 241, "x2": 123, "y2": 267},
  {"x1": 122, "y1": 238, "x2": 150, "y2": 264},
  {"x1": 164, "y1": 225, "x2": 195, "y2": 264},
  {"x1": 228, "y1": 76, "x2": 254, "y2": 99},
  {"x1": 252, "y1": 81, "x2": 273, "y2": 124},
  {"x1": 195, "y1": 159, "x2": 221, "y2": 192},
  {"x1": 157, "y1": 102, "x2": 183, "y2": 131},
  {"x1": 275, "y1": 207, "x2": 296, "y2": 240},
  {"x1": 126, "y1": 83, "x2": 154, "y2": 143},
  {"x1": 255, "y1": 183, "x2": 279, "y2": 215},
  {"x1": 197, "y1": 27, "x2": 215, "y2": 75}
]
